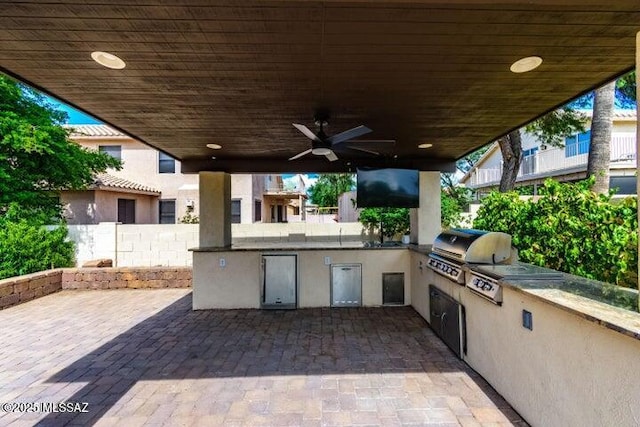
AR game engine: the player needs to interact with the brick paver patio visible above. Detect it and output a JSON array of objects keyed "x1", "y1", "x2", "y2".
[{"x1": 0, "y1": 290, "x2": 527, "y2": 426}]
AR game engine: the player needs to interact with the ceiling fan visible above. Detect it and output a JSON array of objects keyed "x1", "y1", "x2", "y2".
[{"x1": 288, "y1": 117, "x2": 393, "y2": 162}]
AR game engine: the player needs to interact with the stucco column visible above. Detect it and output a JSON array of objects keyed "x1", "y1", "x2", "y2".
[
  {"x1": 199, "y1": 171, "x2": 231, "y2": 248},
  {"x1": 636, "y1": 32, "x2": 640, "y2": 310},
  {"x1": 410, "y1": 171, "x2": 442, "y2": 245}
]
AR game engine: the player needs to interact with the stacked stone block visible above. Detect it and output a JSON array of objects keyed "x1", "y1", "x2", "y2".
[{"x1": 0, "y1": 270, "x2": 62, "y2": 309}]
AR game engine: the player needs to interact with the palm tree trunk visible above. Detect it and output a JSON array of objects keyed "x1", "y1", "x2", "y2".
[
  {"x1": 586, "y1": 81, "x2": 615, "y2": 194},
  {"x1": 498, "y1": 130, "x2": 523, "y2": 192}
]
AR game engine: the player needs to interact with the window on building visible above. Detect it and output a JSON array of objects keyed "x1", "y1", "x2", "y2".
[
  {"x1": 117, "y1": 199, "x2": 136, "y2": 224},
  {"x1": 254, "y1": 200, "x2": 262, "y2": 222},
  {"x1": 610, "y1": 176, "x2": 636, "y2": 195},
  {"x1": 99, "y1": 145, "x2": 122, "y2": 161},
  {"x1": 159, "y1": 199, "x2": 176, "y2": 224},
  {"x1": 158, "y1": 152, "x2": 176, "y2": 174},
  {"x1": 565, "y1": 130, "x2": 591, "y2": 157},
  {"x1": 521, "y1": 147, "x2": 539, "y2": 175},
  {"x1": 231, "y1": 199, "x2": 241, "y2": 224}
]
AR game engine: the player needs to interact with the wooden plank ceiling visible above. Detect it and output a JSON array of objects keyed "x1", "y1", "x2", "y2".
[{"x1": 0, "y1": 0, "x2": 638, "y2": 173}]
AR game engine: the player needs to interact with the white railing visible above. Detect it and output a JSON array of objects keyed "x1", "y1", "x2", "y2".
[{"x1": 469, "y1": 134, "x2": 636, "y2": 187}]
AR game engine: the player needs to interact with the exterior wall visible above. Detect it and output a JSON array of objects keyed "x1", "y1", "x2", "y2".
[
  {"x1": 62, "y1": 191, "x2": 97, "y2": 224},
  {"x1": 74, "y1": 133, "x2": 271, "y2": 224},
  {"x1": 94, "y1": 190, "x2": 157, "y2": 224},
  {"x1": 75, "y1": 136, "x2": 199, "y2": 221},
  {"x1": 231, "y1": 174, "x2": 266, "y2": 224},
  {"x1": 66, "y1": 222, "x2": 366, "y2": 267},
  {"x1": 0, "y1": 270, "x2": 62, "y2": 310},
  {"x1": 193, "y1": 248, "x2": 410, "y2": 310},
  {"x1": 413, "y1": 265, "x2": 640, "y2": 427}
]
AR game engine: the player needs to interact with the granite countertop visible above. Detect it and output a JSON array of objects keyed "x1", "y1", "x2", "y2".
[
  {"x1": 501, "y1": 273, "x2": 640, "y2": 341},
  {"x1": 190, "y1": 241, "x2": 410, "y2": 252}
]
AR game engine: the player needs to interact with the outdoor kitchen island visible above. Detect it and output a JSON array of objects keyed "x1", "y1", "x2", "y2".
[
  {"x1": 191, "y1": 243, "x2": 411, "y2": 310},
  {"x1": 410, "y1": 244, "x2": 640, "y2": 427}
]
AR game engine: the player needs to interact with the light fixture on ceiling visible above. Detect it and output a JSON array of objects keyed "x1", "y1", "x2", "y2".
[
  {"x1": 211, "y1": 156, "x2": 217, "y2": 160},
  {"x1": 418, "y1": 143, "x2": 433, "y2": 149},
  {"x1": 510, "y1": 56, "x2": 543, "y2": 73},
  {"x1": 206, "y1": 143, "x2": 222, "y2": 150},
  {"x1": 91, "y1": 51, "x2": 126, "y2": 69},
  {"x1": 311, "y1": 147, "x2": 331, "y2": 156}
]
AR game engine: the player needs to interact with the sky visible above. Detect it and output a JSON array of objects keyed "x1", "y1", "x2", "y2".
[{"x1": 47, "y1": 98, "x2": 101, "y2": 124}]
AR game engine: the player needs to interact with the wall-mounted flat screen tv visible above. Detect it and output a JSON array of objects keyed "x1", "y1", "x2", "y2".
[{"x1": 356, "y1": 167, "x2": 420, "y2": 208}]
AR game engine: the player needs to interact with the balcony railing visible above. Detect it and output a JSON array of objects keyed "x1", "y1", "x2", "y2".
[{"x1": 468, "y1": 134, "x2": 636, "y2": 187}]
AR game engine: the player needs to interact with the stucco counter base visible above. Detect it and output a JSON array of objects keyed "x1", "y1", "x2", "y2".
[{"x1": 191, "y1": 247, "x2": 411, "y2": 310}]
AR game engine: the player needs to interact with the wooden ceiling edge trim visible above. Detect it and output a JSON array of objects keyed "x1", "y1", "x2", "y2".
[
  {"x1": 456, "y1": 65, "x2": 637, "y2": 161},
  {"x1": 181, "y1": 158, "x2": 457, "y2": 174},
  {"x1": 0, "y1": 65, "x2": 177, "y2": 160}
]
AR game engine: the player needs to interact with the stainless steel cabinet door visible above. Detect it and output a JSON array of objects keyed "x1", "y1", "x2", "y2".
[
  {"x1": 262, "y1": 255, "x2": 296, "y2": 306},
  {"x1": 331, "y1": 264, "x2": 362, "y2": 307}
]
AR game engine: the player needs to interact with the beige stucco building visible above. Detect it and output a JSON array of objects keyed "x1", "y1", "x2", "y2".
[
  {"x1": 62, "y1": 125, "x2": 273, "y2": 225},
  {"x1": 461, "y1": 110, "x2": 637, "y2": 195}
]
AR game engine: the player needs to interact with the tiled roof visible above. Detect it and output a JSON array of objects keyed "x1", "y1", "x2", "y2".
[
  {"x1": 66, "y1": 124, "x2": 127, "y2": 138},
  {"x1": 93, "y1": 173, "x2": 160, "y2": 194}
]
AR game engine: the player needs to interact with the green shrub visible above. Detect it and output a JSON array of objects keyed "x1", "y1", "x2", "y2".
[
  {"x1": 473, "y1": 178, "x2": 638, "y2": 289},
  {"x1": 0, "y1": 206, "x2": 74, "y2": 279},
  {"x1": 359, "y1": 207, "x2": 410, "y2": 239}
]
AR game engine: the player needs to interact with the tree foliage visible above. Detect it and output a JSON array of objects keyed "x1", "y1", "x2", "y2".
[
  {"x1": 524, "y1": 106, "x2": 587, "y2": 148},
  {"x1": 308, "y1": 173, "x2": 354, "y2": 207},
  {"x1": 358, "y1": 207, "x2": 410, "y2": 239},
  {"x1": 0, "y1": 74, "x2": 121, "y2": 216},
  {"x1": 473, "y1": 178, "x2": 638, "y2": 291}
]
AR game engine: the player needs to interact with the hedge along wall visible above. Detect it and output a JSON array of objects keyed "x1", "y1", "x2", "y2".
[{"x1": 0, "y1": 267, "x2": 192, "y2": 310}]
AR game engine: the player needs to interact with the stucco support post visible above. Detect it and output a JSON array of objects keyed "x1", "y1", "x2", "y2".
[
  {"x1": 199, "y1": 172, "x2": 231, "y2": 248},
  {"x1": 636, "y1": 32, "x2": 640, "y2": 311},
  {"x1": 410, "y1": 171, "x2": 442, "y2": 245}
]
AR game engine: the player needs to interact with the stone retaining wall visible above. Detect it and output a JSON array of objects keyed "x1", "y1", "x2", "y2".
[
  {"x1": 0, "y1": 270, "x2": 63, "y2": 310},
  {"x1": 0, "y1": 267, "x2": 192, "y2": 310},
  {"x1": 61, "y1": 267, "x2": 192, "y2": 290}
]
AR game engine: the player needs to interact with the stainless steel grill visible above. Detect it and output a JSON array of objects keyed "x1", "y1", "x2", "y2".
[
  {"x1": 466, "y1": 263, "x2": 563, "y2": 304},
  {"x1": 427, "y1": 229, "x2": 512, "y2": 284}
]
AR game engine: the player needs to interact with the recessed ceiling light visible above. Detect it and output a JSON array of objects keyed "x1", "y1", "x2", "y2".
[
  {"x1": 418, "y1": 143, "x2": 433, "y2": 149},
  {"x1": 510, "y1": 56, "x2": 543, "y2": 73},
  {"x1": 91, "y1": 51, "x2": 126, "y2": 69},
  {"x1": 211, "y1": 156, "x2": 217, "y2": 160},
  {"x1": 206, "y1": 143, "x2": 222, "y2": 150}
]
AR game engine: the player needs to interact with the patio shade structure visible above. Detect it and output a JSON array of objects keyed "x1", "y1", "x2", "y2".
[{"x1": 0, "y1": 0, "x2": 638, "y2": 173}]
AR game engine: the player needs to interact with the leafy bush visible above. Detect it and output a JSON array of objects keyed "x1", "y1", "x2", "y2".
[
  {"x1": 0, "y1": 205, "x2": 74, "y2": 279},
  {"x1": 359, "y1": 207, "x2": 410, "y2": 239},
  {"x1": 473, "y1": 178, "x2": 638, "y2": 289}
]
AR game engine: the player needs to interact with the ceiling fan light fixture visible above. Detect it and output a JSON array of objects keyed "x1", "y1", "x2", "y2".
[
  {"x1": 206, "y1": 143, "x2": 222, "y2": 149},
  {"x1": 91, "y1": 51, "x2": 126, "y2": 69},
  {"x1": 510, "y1": 56, "x2": 543, "y2": 73},
  {"x1": 311, "y1": 147, "x2": 332, "y2": 156}
]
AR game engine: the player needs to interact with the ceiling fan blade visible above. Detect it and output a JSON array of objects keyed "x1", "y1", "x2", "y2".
[
  {"x1": 292, "y1": 123, "x2": 322, "y2": 143},
  {"x1": 344, "y1": 146, "x2": 380, "y2": 156},
  {"x1": 325, "y1": 151, "x2": 339, "y2": 162},
  {"x1": 347, "y1": 139, "x2": 396, "y2": 144},
  {"x1": 288, "y1": 148, "x2": 312, "y2": 161},
  {"x1": 328, "y1": 125, "x2": 372, "y2": 145}
]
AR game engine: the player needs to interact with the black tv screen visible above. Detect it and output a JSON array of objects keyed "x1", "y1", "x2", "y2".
[{"x1": 357, "y1": 168, "x2": 420, "y2": 208}]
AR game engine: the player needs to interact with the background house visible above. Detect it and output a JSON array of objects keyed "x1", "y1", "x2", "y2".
[
  {"x1": 62, "y1": 125, "x2": 270, "y2": 224},
  {"x1": 460, "y1": 110, "x2": 637, "y2": 196}
]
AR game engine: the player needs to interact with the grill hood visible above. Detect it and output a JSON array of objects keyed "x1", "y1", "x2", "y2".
[{"x1": 432, "y1": 229, "x2": 512, "y2": 264}]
